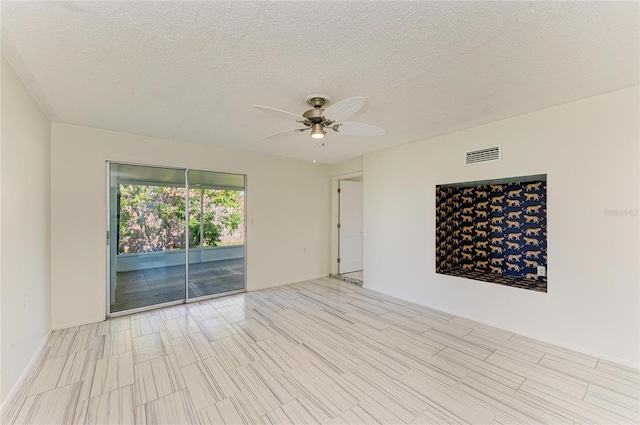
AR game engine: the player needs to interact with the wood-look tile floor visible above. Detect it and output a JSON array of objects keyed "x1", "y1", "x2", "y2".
[{"x1": 3, "y1": 278, "x2": 639, "y2": 424}]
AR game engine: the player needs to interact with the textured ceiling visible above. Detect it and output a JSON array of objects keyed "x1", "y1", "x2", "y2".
[{"x1": 2, "y1": 1, "x2": 638, "y2": 164}]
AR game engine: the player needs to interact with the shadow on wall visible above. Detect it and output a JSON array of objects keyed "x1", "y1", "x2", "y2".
[{"x1": 436, "y1": 177, "x2": 547, "y2": 292}]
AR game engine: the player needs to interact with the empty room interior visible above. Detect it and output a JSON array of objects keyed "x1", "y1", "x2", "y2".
[{"x1": 1, "y1": 2, "x2": 639, "y2": 424}]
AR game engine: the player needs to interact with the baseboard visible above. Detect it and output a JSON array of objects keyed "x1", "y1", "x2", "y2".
[
  {"x1": 365, "y1": 284, "x2": 640, "y2": 371},
  {"x1": 247, "y1": 274, "x2": 329, "y2": 292},
  {"x1": 51, "y1": 316, "x2": 105, "y2": 331},
  {"x1": 0, "y1": 330, "x2": 50, "y2": 412},
  {"x1": 508, "y1": 330, "x2": 640, "y2": 370}
]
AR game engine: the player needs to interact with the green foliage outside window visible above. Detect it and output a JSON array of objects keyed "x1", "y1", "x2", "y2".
[{"x1": 118, "y1": 185, "x2": 243, "y2": 254}]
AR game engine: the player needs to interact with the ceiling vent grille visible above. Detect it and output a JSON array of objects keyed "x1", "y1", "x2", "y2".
[{"x1": 465, "y1": 145, "x2": 501, "y2": 165}]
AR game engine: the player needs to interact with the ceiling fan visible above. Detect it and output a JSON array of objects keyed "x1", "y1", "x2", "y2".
[{"x1": 254, "y1": 94, "x2": 385, "y2": 144}]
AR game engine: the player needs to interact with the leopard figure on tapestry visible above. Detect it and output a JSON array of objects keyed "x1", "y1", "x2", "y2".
[{"x1": 435, "y1": 180, "x2": 547, "y2": 289}]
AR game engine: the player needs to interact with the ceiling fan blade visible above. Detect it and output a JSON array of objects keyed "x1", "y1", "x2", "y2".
[
  {"x1": 259, "y1": 128, "x2": 308, "y2": 141},
  {"x1": 334, "y1": 122, "x2": 385, "y2": 136},
  {"x1": 254, "y1": 105, "x2": 304, "y2": 122},
  {"x1": 323, "y1": 96, "x2": 365, "y2": 123}
]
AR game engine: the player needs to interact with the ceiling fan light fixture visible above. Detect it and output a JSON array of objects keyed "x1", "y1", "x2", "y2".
[{"x1": 310, "y1": 123, "x2": 325, "y2": 139}]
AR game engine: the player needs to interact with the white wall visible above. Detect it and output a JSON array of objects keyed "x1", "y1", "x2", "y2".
[
  {"x1": 0, "y1": 56, "x2": 52, "y2": 403},
  {"x1": 364, "y1": 86, "x2": 640, "y2": 366},
  {"x1": 50, "y1": 123, "x2": 330, "y2": 329},
  {"x1": 329, "y1": 157, "x2": 363, "y2": 177}
]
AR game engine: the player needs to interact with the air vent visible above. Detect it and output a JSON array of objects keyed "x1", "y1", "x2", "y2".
[{"x1": 465, "y1": 145, "x2": 501, "y2": 165}]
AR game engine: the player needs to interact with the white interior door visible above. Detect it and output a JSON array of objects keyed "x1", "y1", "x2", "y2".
[{"x1": 339, "y1": 180, "x2": 363, "y2": 274}]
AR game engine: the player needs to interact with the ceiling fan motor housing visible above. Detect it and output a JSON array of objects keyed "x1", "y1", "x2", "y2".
[
  {"x1": 303, "y1": 98, "x2": 335, "y2": 128},
  {"x1": 302, "y1": 108, "x2": 324, "y2": 121}
]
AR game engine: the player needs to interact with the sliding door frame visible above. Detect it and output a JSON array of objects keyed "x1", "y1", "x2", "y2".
[
  {"x1": 185, "y1": 169, "x2": 190, "y2": 304},
  {"x1": 105, "y1": 160, "x2": 247, "y2": 319}
]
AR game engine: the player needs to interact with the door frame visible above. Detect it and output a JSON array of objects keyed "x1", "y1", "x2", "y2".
[
  {"x1": 331, "y1": 171, "x2": 363, "y2": 276},
  {"x1": 105, "y1": 160, "x2": 248, "y2": 318}
]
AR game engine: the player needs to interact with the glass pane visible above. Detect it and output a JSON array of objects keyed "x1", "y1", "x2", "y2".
[
  {"x1": 109, "y1": 163, "x2": 186, "y2": 313},
  {"x1": 187, "y1": 170, "x2": 245, "y2": 298}
]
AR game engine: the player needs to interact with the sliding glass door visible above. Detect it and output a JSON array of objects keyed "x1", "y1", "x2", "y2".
[
  {"x1": 187, "y1": 170, "x2": 245, "y2": 299},
  {"x1": 108, "y1": 163, "x2": 245, "y2": 315}
]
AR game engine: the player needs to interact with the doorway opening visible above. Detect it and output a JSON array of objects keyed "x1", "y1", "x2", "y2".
[
  {"x1": 335, "y1": 175, "x2": 363, "y2": 286},
  {"x1": 107, "y1": 162, "x2": 246, "y2": 316}
]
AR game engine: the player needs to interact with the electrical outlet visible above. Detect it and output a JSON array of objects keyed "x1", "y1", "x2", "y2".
[{"x1": 537, "y1": 266, "x2": 546, "y2": 277}]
